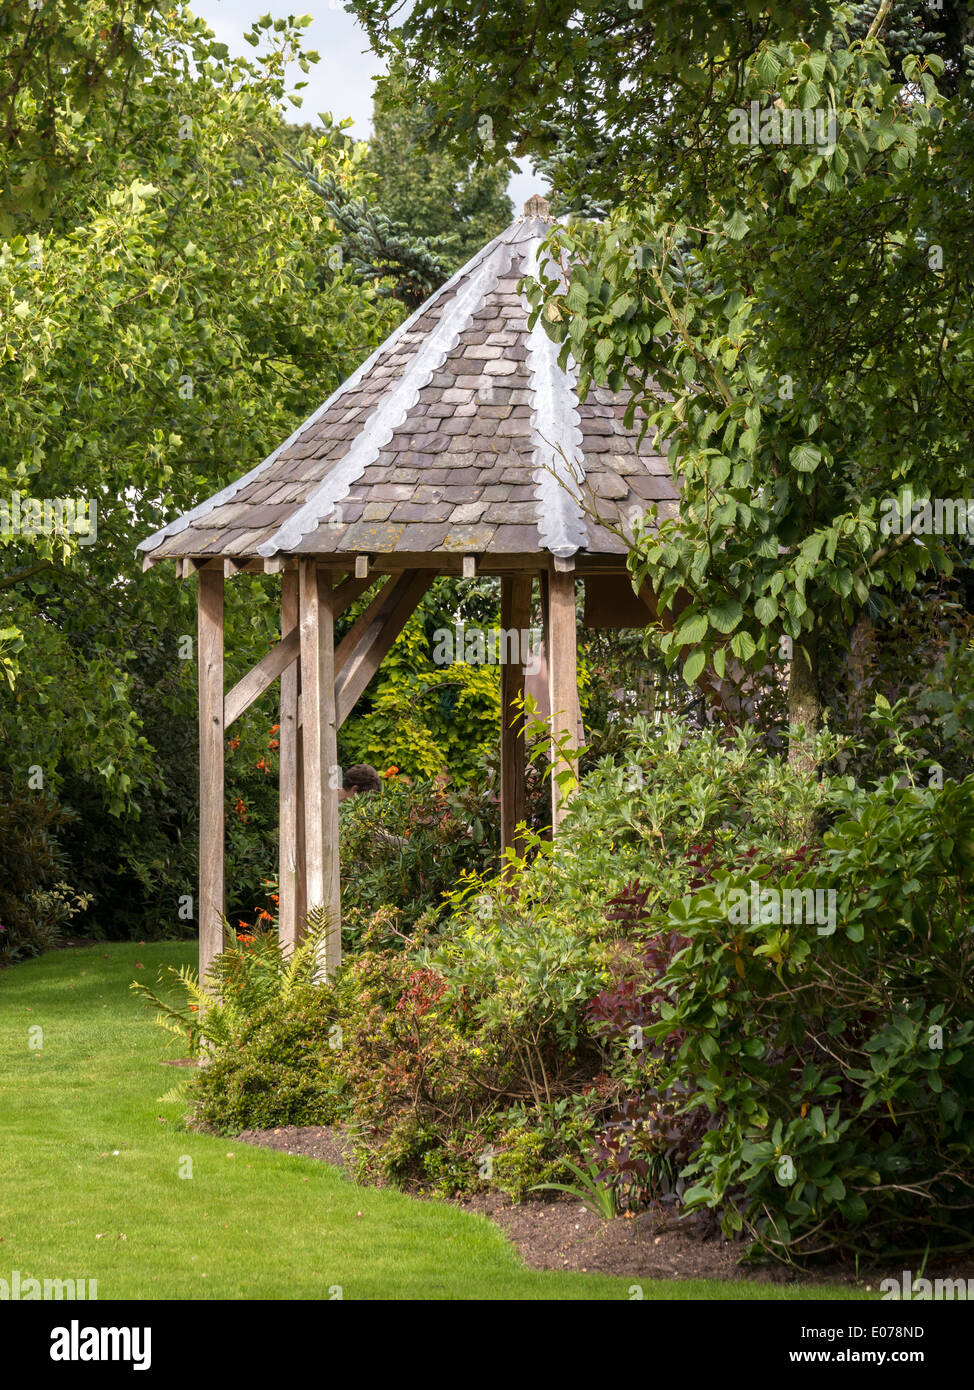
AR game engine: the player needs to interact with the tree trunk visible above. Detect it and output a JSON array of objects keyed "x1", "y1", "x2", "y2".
[{"x1": 787, "y1": 631, "x2": 822, "y2": 774}]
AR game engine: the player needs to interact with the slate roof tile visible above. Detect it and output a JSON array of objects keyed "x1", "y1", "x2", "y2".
[{"x1": 139, "y1": 201, "x2": 677, "y2": 565}]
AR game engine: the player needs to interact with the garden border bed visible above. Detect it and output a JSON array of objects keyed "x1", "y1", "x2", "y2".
[{"x1": 233, "y1": 1124, "x2": 974, "y2": 1290}]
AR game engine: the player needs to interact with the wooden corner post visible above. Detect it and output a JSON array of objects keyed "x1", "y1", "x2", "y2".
[
  {"x1": 197, "y1": 567, "x2": 225, "y2": 978},
  {"x1": 298, "y1": 560, "x2": 341, "y2": 978},
  {"x1": 500, "y1": 575, "x2": 532, "y2": 865},
  {"x1": 546, "y1": 568, "x2": 579, "y2": 832},
  {"x1": 278, "y1": 569, "x2": 306, "y2": 952}
]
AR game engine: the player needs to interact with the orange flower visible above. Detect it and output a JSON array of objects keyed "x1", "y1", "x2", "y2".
[
  {"x1": 256, "y1": 757, "x2": 267, "y2": 771},
  {"x1": 268, "y1": 739, "x2": 279, "y2": 752},
  {"x1": 271, "y1": 894, "x2": 279, "y2": 905},
  {"x1": 227, "y1": 737, "x2": 240, "y2": 751},
  {"x1": 269, "y1": 724, "x2": 280, "y2": 735},
  {"x1": 257, "y1": 909, "x2": 273, "y2": 923},
  {"x1": 383, "y1": 766, "x2": 399, "y2": 778}
]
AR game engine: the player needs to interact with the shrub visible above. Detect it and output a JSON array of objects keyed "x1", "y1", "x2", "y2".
[
  {"x1": 0, "y1": 776, "x2": 90, "y2": 965},
  {"x1": 139, "y1": 710, "x2": 973, "y2": 1263},
  {"x1": 189, "y1": 983, "x2": 342, "y2": 1134},
  {"x1": 648, "y1": 772, "x2": 974, "y2": 1262},
  {"x1": 339, "y1": 773, "x2": 503, "y2": 942},
  {"x1": 491, "y1": 1099, "x2": 597, "y2": 1203},
  {"x1": 132, "y1": 916, "x2": 342, "y2": 1134},
  {"x1": 327, "y1": 948, "x2": 498, "y2": 1192},
  {"x1": 323, "y1": 716, "x2": 836, "y2": 1201}
]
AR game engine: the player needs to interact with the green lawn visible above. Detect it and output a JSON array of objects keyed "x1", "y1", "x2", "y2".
[{"x1": 0, "y1": 943, "x2": 870, "y2": 1301}]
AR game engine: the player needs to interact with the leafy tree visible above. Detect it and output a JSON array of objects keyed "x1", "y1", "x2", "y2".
[
  {"x1": 363, "y1": 60, "x2": 512, "y2": 270},
  {"x1": 285, "y1": 145, "x2": 455, "y2": 309},
  {"x1": 0, "y1": 5, "x2": 398, "y2": 930},
  {"x1": 0, "y1": 0, "x2": 163, "y2": 234},
  {"x1": 281, "y1": 63, "x2": 512, "y2": 310},
  {"x1": 349, "y1": 0, "x2": 974, "y2": 763}
]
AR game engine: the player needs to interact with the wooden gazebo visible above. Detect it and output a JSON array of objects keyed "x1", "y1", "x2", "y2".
[{"x1": 137, "y1": 196, "x2": 678, "y2": 978}]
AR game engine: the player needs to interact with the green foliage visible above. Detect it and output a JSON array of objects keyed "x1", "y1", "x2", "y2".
[
  {"x1": 363, "y1": 59, "x2": 512, "y2": 271},
  {"x1": 188, "y1": 983, "x2": 342, "y2": 1136},
  {"x1": 0, "y1": 774, "x2": 90, "y2": 964},
  {"x1": 819, "y1": 578, "x2": 974, "y2": 784},
  {"x1": 0, "y1": 6, "x2": 400, "y2": 936},
  {"x1": 340, "y1": 774, "x2": 501, "y2": 942},
  {"x1": 648, "y1": 766, "x2": 974, "y2": 1261},
  {"x1": 0, "y1": 1, "x2": 160, "y2": 233},
  {"x1": 358, "y1": 3, "x2": 974, "y2": 741},
  {"x1": 149, "y1": 710, "x2": 973, "y2": 1267},
  {"x1": 519, "y1": 714, "x2": 833, "y2": 928},
  {"x1": 526, "y1": 26, "x2": 970, "y2": 730},
  {"x1": 319, "y1": 717, "x2": 837, "y2": 1198},
  {"x1": 130, "y1": 914, "x2": 335, "y2": 1056},
  {"x1": 328, "y1": 949, "x2": 492, "y2": 1192},
  {"x1": 337, "y1": 578, "x2": 506, "y2": 783},
  {"x1": 347, "y1": 1, "x2": 839, "y2": 178},
  {"x1": 131, "y1": 915, "x2": 342, "y2": 1133},
  {"x1": 285, "y1": 146, "x2": 455, "y2": 309},
  {"x1": 533, "y1": 1154, "x2": 620, "y2": 1220}
]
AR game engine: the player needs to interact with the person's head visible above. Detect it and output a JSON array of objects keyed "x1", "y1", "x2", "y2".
[{"x1": 343, "y1": 764, "x2": 381, "y2": 797}]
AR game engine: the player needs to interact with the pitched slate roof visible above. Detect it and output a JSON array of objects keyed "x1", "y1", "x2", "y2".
[{"x1": 138, "y1": 196, "x2": 677, "y2": 566}]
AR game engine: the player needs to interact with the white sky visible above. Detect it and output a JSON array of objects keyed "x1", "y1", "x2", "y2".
[{"x1": 189, "y1": 0, "x2": 537, "y2": 211}]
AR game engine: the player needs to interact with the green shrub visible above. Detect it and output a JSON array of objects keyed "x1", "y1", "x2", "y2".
[
  {"x1": 649, "y1": 771, "x2": 974, "y2": 1262},
  {"x1": 189, "y1": 983, "x2": 342, "y2": 1135},
  {"x1": 339, "y1": 774, "x2": 503, "y2": 942},
  {"x1": 133, "y1": 916, "x2": 342, "y2": 1134},
  {"x1": 316, "y1": 716, "x2": 834, "y2": 1199},
  {"x1": 0, "y1": 776, "x2": 90, "y2": 965},
  {"x1": 138, "y1": 710, "x2": 974, "y2": 1265},
  {"x1": 490, "y1": 1100, "x2": 597, "y2": 1202}
]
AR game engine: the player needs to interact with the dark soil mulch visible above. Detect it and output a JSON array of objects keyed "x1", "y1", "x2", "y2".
[
  {"x1": 237, "y1": 1123, "x2": 357, "y2": 1172},
  {"x1": 232, "y1": 1124, "x2": 974, "y2": 1289}
]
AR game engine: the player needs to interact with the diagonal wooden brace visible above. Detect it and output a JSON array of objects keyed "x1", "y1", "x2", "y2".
[
  {"x1": 223, "y1": 570, "x2": 382, "y2": 730},
  {"x1": 334, "y1": 570, "x2": 433, "y2": 727}
]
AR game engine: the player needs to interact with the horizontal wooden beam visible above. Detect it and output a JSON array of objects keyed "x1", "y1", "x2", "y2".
[{"x1": 224, "y1": 626, "x2": 300, "y2": 729}]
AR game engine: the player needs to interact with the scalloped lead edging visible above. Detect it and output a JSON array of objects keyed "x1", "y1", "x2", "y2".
[
  {"x1": 521, "y1": 237, "x2": 588, "y2": 559},
  {"x1": 257, "y1": 238, "x2": 518, "y2": 558}
]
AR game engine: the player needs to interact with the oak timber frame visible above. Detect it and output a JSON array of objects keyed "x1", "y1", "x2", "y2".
[{"x1": 190, "y1": 554, "x2": 585, "y2": 981}]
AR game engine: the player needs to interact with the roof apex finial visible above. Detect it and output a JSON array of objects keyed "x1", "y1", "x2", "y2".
[{"x1": 522, "y1": 193, "x2": 552, "y2": 220}]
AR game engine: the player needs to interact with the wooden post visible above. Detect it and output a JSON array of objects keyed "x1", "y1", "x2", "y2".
[
  {"x1": 298, "y1": 560, "x2": 341, "y2": 978},
  {"x1": 197, "y1": 568, "x2": 225, "y2": 978},
  {"x1": 278, "y1": 570, "x2": 305, "y2": 952},
  {"x1": 546, "y1": 568, "x2": 579, "y2": 832},
  {"x1": 500, "y1": 575, "x2": 532, "y2": 866}
]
